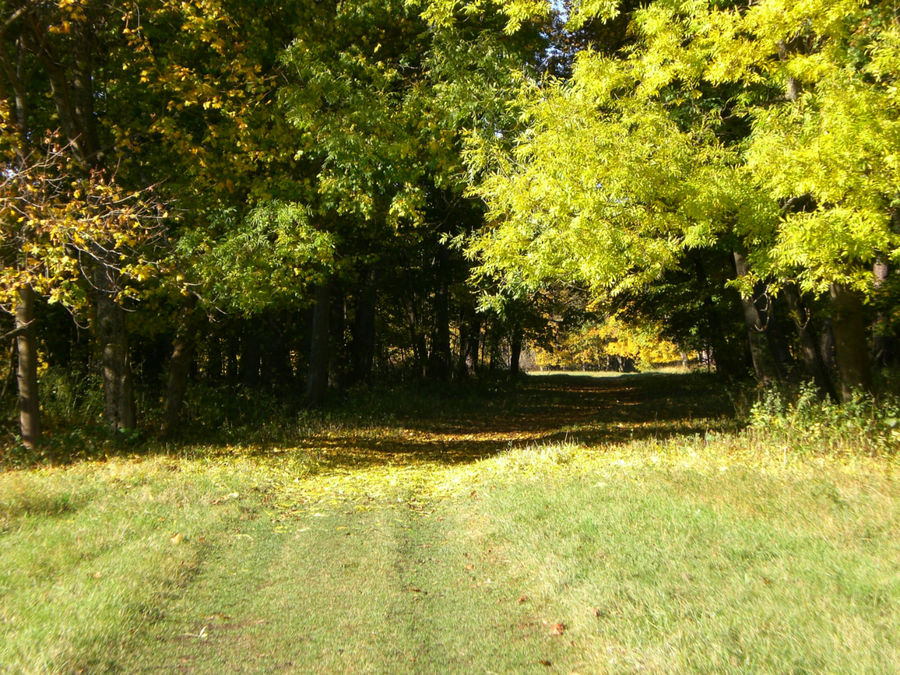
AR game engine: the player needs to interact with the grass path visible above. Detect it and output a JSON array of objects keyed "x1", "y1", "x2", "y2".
[
  {"x1": 131, "y1": 498, "x2": 568, "y2": 673},
  {"x1": 2, "y1": 373, "x2": 898, "y2": 673}
]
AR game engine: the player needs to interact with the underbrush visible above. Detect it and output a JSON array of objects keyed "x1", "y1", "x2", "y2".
[{"x1": 748, "y1": 383, "x2": 900, "y2": 457}]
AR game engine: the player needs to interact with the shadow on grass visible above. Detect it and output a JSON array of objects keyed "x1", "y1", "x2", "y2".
[
  {"x1": 2, "y1": 371, "x2": 737, "y2": 472},
  {"x1": 242, "y1": 371, "x2": 738, "y2": 473}
]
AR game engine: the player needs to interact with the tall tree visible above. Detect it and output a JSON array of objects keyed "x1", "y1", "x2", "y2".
[{"x1": 463, "y1": 0, "x2": 899, "y2": 395}]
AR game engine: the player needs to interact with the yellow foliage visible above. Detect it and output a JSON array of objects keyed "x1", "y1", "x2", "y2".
[{"x1": 533, "y1": 316, "x2": 685, "y2": 371}]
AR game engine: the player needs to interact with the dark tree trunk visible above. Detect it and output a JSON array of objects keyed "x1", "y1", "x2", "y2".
[
  {"x1": 406, "y1": 281, "x2": 427, "y2": 378},
  {"x1": 829, "y1": 283, "x2": 872, "y2": 400},
  {"x1": 873, "y1": 259, "x2": 896, "y2": 368},
  {"x1": 306, "y1": 282, "x2": 331, "y2": 406},
  {"x1": 693, "y1": 255, "x2": 745, "y2": 378},
  {"x1": 427, "y1": 245, "x2": 451, "y2": 381},
  {"x1": 820, "y1": 319, "x2": 837, "y2": 372},
  {"x1": 456, "y1": 304, "x2": 481, "y2": 379},
  {"x1": 30, "y1": 22, "x2": 137, "y2": 431},
  {"x1": 467, "y1": 320, "x2": 482, "y2": 374},
  {"x1": 733, "y1": 250, "x2": 778, "y2": 384},
  {"x1": 351, "y1": 268, "x2": 377, "y2": 384},
  {"x1": 94, "y1": 274, "x2": 136, "y2": 432},
  {"x1": 262, "y1": 314, "x2": 292, "y2": 387},
  {"x1": 240, "y1": 322, "x2": 260, "y2": 387},
  {"x1": 330, "y1": 286, "x2": 346, "y2": 388},
  {"x1": 15, "y1": 285, "x2": 40, "y2": 450},
  {"x1": 161, "y1": 298, "x2": 199, "y2": 438},
  {"x1": 224, "y1": 328, "x2": 239, "y2": 383},
  {"x1": 206, "y1": 328, "x2": 222, "y2": 381},
  {"x1": 509, "y1": 325, "x2": 523, "y2": 375},
  {"x1": 876, "y1": 209, "x2": 900, "y2": 367},
  {"x1": 766, "y1": 300, "x2": 793, "y2": 379},
  {"x1": 782, "y1": 283, "x2": 836, "y2": 399}
]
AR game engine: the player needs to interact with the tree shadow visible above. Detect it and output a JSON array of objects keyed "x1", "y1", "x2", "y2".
[
  {"x1": 2, "y1": 371, "x2": 736, "y2": 471},
  {"x1": 269, "y1": 372, "x2": 737, "y2": 472}
]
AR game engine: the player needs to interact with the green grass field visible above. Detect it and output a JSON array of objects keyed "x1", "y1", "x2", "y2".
[{"x1": 2, "y1": 373, "x2": 898, "y2": 673}]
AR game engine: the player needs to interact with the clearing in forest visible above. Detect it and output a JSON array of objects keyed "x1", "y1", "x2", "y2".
[{"x1": 1, "y1": 372, "x2": 898, "y2": 673}]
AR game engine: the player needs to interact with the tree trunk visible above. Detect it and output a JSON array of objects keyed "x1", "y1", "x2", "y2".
[
  {"x1": 15, "y1": 285, "x2": 40, "y2": 450},
  {"x1": 693, "y1": 255, "x2": 745, "y2": 378},
  {"x1": 206, "y1": 329, "x2": 223, "y2": 381},
  {"x1": 306, "y1": 282, "x2": 331, "y2": 406},
  {"x1": 330, "y1": 286, "x2": 346, "y2": 388},
  {"x1": 161, "y1": 298, "x2": 199, "y2": 438},
  {"x1": 427, "y1": 245, "x2": 451, "y2": 381},
  {"x1": 240, "y1": 321, "x2": 260, "y2": 387},
  {"x1": 766, "y1": 300, "x2": 793, "y2": 379},
  {"x1": 224, "y1": 327, "x2": 239, "y2": 383},
  {"x1": 94, "y1": 277, "x2": 136, "y2": 432},
  {"x1": 782, "y1": 283, "x2": 836, "y2": 399},
  {"x1": 456, "y1": 304, "x2": 481, "y2": 379},
  {"x1": 819, "y1": 318, "x2": 837, "y2": 372},
  {"x1": 873, "y1": 259, "x2": 896, "y2": 368},
  {"x1": 829, "y1": 283, "x2": 872, "y2": 400},
  {"x1": 351, "y1": 268, "x2": 377, "y2": 384},
  {"x1": 733, "y1": 250, "x2": 778, "y2": 384},
  {"x1": 262, "y1": 313, "x2": 292, "y2": 387},
  {"x1": 509, "y1": 325, "x2": 523, "y2": 375}
]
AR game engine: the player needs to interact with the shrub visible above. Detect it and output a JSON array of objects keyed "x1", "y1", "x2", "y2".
[{"x1": 748, "y1": 382, "x2": 900, "y2": 456}]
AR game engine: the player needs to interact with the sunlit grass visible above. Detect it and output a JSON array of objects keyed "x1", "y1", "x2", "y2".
[{"x1": 1, "y1": 373, "x2": 897, "y2": 672}]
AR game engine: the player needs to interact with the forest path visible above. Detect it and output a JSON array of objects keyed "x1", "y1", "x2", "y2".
[
  {"x1": 125, "y1": 371, "x2": 737, "y2": 673},
  {"x1": 288, "y1": 371, "x2": 733, "y2": 474}
]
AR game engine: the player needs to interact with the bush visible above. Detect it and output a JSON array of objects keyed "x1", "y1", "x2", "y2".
[
  {"x1": 40, "y1": 366, "x2": 104, "y2": 427},
  {"x1": 748, "y1": 382, "x2": 900, "y2": 456}
]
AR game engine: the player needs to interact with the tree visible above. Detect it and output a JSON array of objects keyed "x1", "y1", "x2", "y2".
[
  {"x1": 0, "y1": 133, "x2": 164, "y2": 447},
  {"x1": 0, "y1": 0, "x2": 166, "y2": 432},
  {"x1": 463, "y1": 0, "x2": 900, "y2": 396},
  {"x1": 277, "y1": 0, "x2": 544, "y2": 393}
]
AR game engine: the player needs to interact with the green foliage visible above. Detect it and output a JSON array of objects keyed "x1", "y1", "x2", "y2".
[
  {"x1": 38, "y1": 366, "x2": 104, "y2": 428},
  {"x1": 749, "y1": 382, "x2": 900, "y2": 456},
  {"x1": 465, "y1": 0, "x2": 900, "y2": 354},
  {"x1": 465, "y1": 46, "x2": 773, "y2": 298},
  {"x1": 0, "y1": 138, "x2": 167, "y2": 312},
  {"x1": 413, "y1": 0, "x2": 550, "y2": 33},
  {"x1": 184, "y1": 201, "x2": 335, "y2": 313},
  {"x1": 178, "y1": 382, "x2": 297, "y2": 438}
]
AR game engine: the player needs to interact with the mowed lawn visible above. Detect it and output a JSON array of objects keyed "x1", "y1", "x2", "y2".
[{"x1": 2, "y1": 373, "x2": 898, "y2": 673}]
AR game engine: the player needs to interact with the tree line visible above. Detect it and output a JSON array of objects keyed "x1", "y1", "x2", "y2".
[{"x1": 1, "y1": 0, "x2": 897, "y2": 450}]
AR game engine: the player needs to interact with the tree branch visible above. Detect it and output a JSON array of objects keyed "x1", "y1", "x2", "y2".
[{"x1": 2, "y1": 318, "x2": 35, "y2": 340}]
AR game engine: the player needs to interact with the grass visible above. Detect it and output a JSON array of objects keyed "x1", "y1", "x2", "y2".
[{"x1": 1, "y1": 372, "x2": 898, "y2": 673}]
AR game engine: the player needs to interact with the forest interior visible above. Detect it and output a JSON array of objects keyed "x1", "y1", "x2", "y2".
[{"x1": 1, "y1": 0, "x2": 899, "y2": 672}]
